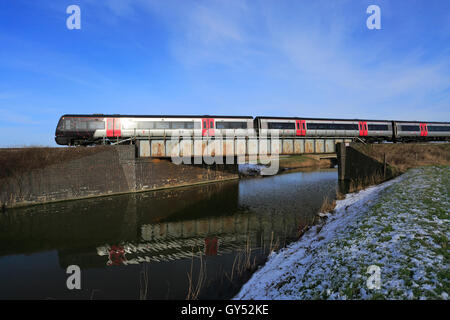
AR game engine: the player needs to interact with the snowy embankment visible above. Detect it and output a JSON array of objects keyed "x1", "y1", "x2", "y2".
[
  {"x1": 235, "y1": 166, "x2": 449, "y2": 300},
  {"x1": 238, "y1": 164, "x2": 266, "y2": 176}
]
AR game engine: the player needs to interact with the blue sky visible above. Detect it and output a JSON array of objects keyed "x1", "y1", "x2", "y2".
[{"x1": 0, "y1": 0, "x2": 449, "y2": 146}]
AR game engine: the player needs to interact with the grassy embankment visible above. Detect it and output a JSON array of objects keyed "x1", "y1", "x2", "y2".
[
  {"x1": 0, "y1": 146, "x2": 110, "y2": 181},
  {"x1": 236, "y1": 144, "x2": 450, "y2": 299},
  {"x1": 237, "y1": 166, "x2": 449, "y2": 299},
  {"x1": 314, "y1": 166, "x2": 449, "y2": 299}
]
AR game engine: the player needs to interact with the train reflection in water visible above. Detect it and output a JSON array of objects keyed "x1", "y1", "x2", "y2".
[
  {"x1": 0, "y1": 169, "x2": 337, "y2": 299},
  {"x1": 97, "y1": 205, "x2": 302, "y2": 267}
]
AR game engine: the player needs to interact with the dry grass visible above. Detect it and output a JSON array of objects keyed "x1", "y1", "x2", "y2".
[
  {"x1": 336, "y1": 187, "x2": 346, "y2": 200},
  {"x1": 0, "y1": 146, "x2": 111, "y2": 180},
  {"x1": 186, "y1": 250, "x2": 206, "y2": 300},
  {"x1": 346, "y1": 171, "x2": 389, "y2": 194},
  {"x1": 278, "y1": 155, "x2": 333, "y2": 170},
  {"x1": 297, "y1": 220, "x2": 311, "y2": 238},
  {"x1": 278, "y1": 155, "x2": 319, "y2": 169},
  {"x1": 319, "y1": 196, "x2": 337, "y2": 213},
  {"x1": 297, "y1": 196, "x2": 338, "y2": 239},
  {"x1": 356, "y1": 143, "x2": 450, "y2": 172}
]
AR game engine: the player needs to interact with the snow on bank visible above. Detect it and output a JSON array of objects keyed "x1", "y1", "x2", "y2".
[
  {"x1": 235, "y1": 166, "x2": 449, "y2": 300},
  {"x1": 238, "y1": 164, "x2": 266, "y2": 176}
]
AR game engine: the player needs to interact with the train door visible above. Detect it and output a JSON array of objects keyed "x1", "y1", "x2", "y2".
[
  {"x1": 358, "y1": 121, "x2": 368, "y2": 136},
  {"x1": 296, "y1": 120, "x2": 306, "y2": 136},
  {"x1": 202, "y1": 118, "x2": 208, "y2": 136},
  {"x1": 420, "y1": 123, "x2": 428, "y2": 137},
  {"x1": 114, "y1": 118, "x2": 121, "y2": 137},
  {"x1": 107, "y1": 118, "x2": 114, "y2": 137},
  {"x1": 390, "y1": 121, "x2": 398, "y2": 142},
  {"x1": 106, "y1": 118, "x2": 121, "y2": 138},
  {"x1": 202, "y1": 118, "x2": 215, "y2": 136},
  {"x1": 208, "y1": 118, "x2": 215, "y2": 136}
]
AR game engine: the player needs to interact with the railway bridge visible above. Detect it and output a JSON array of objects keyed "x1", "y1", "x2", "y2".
[{"x1": 135, "y1": 136, "x2": 354, "y2": 159}]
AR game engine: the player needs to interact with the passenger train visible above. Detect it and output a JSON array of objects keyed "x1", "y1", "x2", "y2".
[{"x1": 55, "y1": 114, "x2": 450, "y2": 146}]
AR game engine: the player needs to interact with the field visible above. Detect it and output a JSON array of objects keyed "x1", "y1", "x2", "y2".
[{"x1": 356, "y1": 143, "x2": 450, "y2": 172}]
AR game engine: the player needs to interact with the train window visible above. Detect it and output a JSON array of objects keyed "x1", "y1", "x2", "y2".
[
  {"x1": 268, "y1": 122, "x2": 295, "y2": 129},
  {"x1": 187, "y1": 122, "x2": 201, "y2": 129},
  {"x1": 194, "y1": 122, "x2": 201, "y2": 129},
  {"x1": 122, "y1": 121, "x2": 135, "y2": 129},
  {"x1": 171, "y1": 122, "x2": 185, "y2": 129},
  {"x1": 400, "y1": 125, "x2": 420, "y2": 131},
  {"x1": 368, "y1": 124, "x2": 389, "y2": 131},
  {"x1": 64, "y1": 120, "x2": 71, "y2": 129},
  {"x1": 215, "y1": 122, "x2": 247, "y2": 129},
  {"x1": 88, "y1": 121, "x2": 105, "y2": 130},
  {"x1": 309, "y1": 123, "x2": 325, "y2": 130},
  {"x1": 427, "y1": 125, "x2": 450, "y2": 132},
  {"x1": 171, "y1": 121, "x2": 199, "y2": 129},
  {"x1": 307, "y1": 123, "x2": 358, "y2": 130},
  {"x1": 155, "y1": 122, "x2": 170, "y2": 129},
  {"x1": 125, "y1": 121, "x2": 201, "y2": 130},
  {"x1": 337, "y1": 123, "x2": 358, "y2": 130},
  {"x1": 77, "y1": 121, "x2": 87, "y2": 130},
  {"x1": 137, "y1": 122, "x2": 154, "y2": 129}
]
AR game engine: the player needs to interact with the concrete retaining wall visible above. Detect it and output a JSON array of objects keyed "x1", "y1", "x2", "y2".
[
  {"x1": 337, "y1": 142, "x2": 450, "y2": 186},
  {"x1": 336, "y1": 143, "x2": 401, "y2": 193},
  {"x1": 337, "y1": 143, "x2": 397, "y2": 182},
  {"x1": 0, "y1": 146, "x2": 238, "y2": 208}
]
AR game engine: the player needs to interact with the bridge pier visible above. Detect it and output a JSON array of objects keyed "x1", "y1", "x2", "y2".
[{"x1": 336, "y1": 143, "x2": 347, "y2": 181}]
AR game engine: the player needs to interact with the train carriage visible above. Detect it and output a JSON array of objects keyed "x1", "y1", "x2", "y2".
[
  {"x1": 55, "y1": 114, "x2": 255, "y2": 146},
  {"x1": 394, "y1": 121, "x2": 450, "y2": 141},
  {"x1": 255, "y1": 117, "x2": 393, "y2": 141}
]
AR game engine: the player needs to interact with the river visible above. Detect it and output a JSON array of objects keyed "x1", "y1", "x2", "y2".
[{"x1": 0, "y1": 168, "x2": 337, "y2": 299}]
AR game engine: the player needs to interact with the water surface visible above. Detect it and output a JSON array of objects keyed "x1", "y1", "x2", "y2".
[{"x1": 0, "y1": 169, "x2": 337, "y2": 299}]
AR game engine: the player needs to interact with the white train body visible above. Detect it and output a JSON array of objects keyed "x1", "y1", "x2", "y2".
[{"x1": 55, "y1": 114, "x2": 450, "y2": 146}]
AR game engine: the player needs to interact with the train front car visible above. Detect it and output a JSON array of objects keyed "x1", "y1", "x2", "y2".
[
  {"x1": 55, "y1": 115, "x2": 106, "y2": 146},
  {"x1": 395, "y1": 121, "x2": 450, "y2": 142},
  {"x1": 56, "y1": 115, "x2": 255, "y2": 146},
  {"x1": 255, "y1": 117, "x2": 393, "y2": 141}
]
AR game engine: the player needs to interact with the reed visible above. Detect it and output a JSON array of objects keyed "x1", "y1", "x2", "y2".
[
  {"x1": 186, "y1": 249, "x2": 206, "y2": 300},
  {"x1": 346, "y1": 171, "x2": 386, "y2": 194},
  {"x1": 336, "y1": 187, "x2": 346, "y2": 200},
  {"x1": 139, "y1": 263, "x2": 149, "y2": 300},
  {"x1": 318, "y1": 196, "x2": 336, "y2": 213},
  {"x1": 225, "y1": 236, "x2": 258, "y2": 283}
]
